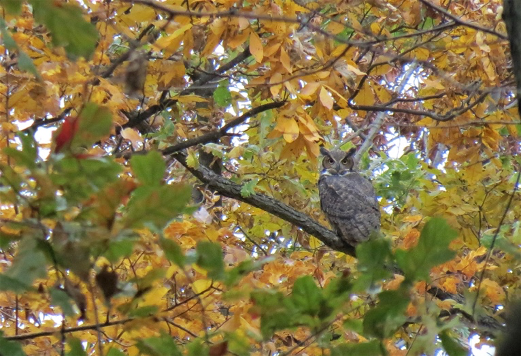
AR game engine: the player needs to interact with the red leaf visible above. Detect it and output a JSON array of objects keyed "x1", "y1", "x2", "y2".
[{"x1": 54, "y1": 116, "x2": 79, "y2": 153}]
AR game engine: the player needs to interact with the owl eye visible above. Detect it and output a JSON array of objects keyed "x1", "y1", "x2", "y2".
[
  {"x1": 326, "y1": 157, "x2": 334, "y2": 164},
  {"x1": 341, "y1": 158, "x2": 349, "y2": 164}
]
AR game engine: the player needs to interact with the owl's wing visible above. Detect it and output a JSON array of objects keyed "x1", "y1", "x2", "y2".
[
  {"x1": 319, "y1": 174, "x2": 380, "y2": 244},
  {"x1": 319, "y1": 174, "x2": 379, "y2": 217}
]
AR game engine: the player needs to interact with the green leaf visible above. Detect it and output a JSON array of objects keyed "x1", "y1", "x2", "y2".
[
  {"x1": 130, "y1": 151, "x2": 166, "y2": 186},
  {"x1": 103, "y1": 238, "x2": 136, "y2": 263},
  {"x1": 17, "y1": 51, "x2": 40, "y2": 79},
  {"x1": 135, "y1": 334, "x2": 182, "y2": 356},
  {"x1": 353, "y1": 238, "x2": 393, "y2": 292},
  {"x1": 343, "y1": 319, "x2": 363, "y2": 334},
  {"x1": 395, "y1": 217, "x2": 457, "y2": 282},
  {"x1": 13, "y1": 131, "x2": 37, "y2": 168},
  {"x1": 0, "y1": 331, "x2": 26, "y2": 356},
  {"x1": 291, "y1": 276, "x2": 322, "y2": 316},
  {"x1": 0, "y1": 0, "x2": 22, "y2": 14},
  {"x1": 196, "y1": 241, "x2": 224, "y2": 279},
  {"x1": 107, "y1": 348, "x2": 126, "y2": 356},
  {"x1": 439, "y1": 331, "x2": 468, "y2": 356},
  {"x1": 65, "y1": 338, "x2": 87, "y2": 356},
  {"x1": 0, "y1": 274, "x2": 30, "y2": 294},
  {"x1": 52, "y1": 156, "x2": 122, "y2": 204},
  {"x1": 49, "y1": 288, "x2": 76, "y2": 317},
  {"x1": 213, "y1": 80, "x2": 232, "y2": 108},
  {"x1": 331, "y1": 340, "x2": 382, "y2": 356},
  {"x1": 124, "y1": 184, "x2": 192, "y2": 229},
  {"x1": 0, "y1": 19, "x2": 17, "y2": 49},
  {"x1": 160, "y1": 238, "x2": 185, "y2": 267},
  {"x1": 1, "y1": 237, "x2": 47, "y2": 292},
  {"x1": 30, "y1": 1, "x2": 98, "y2": 59},
  {"x1": 363, "y1": 288, "x2": 409, "y2": 338},
  {"x1": 250, "y1": 290, "x2": 293, "y2": 339},
  {"x1": 72, "y1": 103, "x2": 113, "y2": 149},
  {"x1": 187, "y1": 339, "x2": 209, "y2": 356},
  {"x1": 128, "y1": 305, "x2": 159, "y2": 318},
  {"x1": 240, "y1": 179, "x2": 258, "y2": 198}
]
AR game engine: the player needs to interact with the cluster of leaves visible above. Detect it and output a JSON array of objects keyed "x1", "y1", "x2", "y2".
[{"x1": 0, "y1": 0, "x2": 519, "y2": 355}]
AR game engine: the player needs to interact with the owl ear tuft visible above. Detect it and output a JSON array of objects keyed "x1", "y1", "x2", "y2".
[
  {"x1": 320, "y1": 146, "x2": 331, "y2": 156},
  {"x1": 345, "y1": 147, "x2": 356, "y2": 157}
]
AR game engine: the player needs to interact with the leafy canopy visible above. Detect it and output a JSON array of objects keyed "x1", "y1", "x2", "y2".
[{"x1": 0, "y1": 0, "x2": 519, "y2": 355}]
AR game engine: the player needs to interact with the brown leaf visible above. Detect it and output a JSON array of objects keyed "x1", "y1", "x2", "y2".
[
  {"x1": 95, "y1": 265, "x2": 120, "y2": 302},
  {"x1": 209, "y1": 341, "x2": 228, "y2": 356}
]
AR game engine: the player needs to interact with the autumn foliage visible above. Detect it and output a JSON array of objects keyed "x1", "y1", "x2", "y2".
[{"x1": 0, "y1": 0, "x2": 519, "y2": 355}]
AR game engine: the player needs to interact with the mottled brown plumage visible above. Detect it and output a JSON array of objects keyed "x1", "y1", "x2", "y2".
[{"x1": 318, "y1": 147, "x2": 380, "y2": 246}]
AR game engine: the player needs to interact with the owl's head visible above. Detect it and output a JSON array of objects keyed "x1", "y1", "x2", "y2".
[{"x1": 320, "y1": 147, "x2": 356, "y2": 176}]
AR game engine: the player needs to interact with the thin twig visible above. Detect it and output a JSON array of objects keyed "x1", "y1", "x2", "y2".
[
  {"x1": 419, "y1": 0, "x2": 508, "y2": 40},
  {"x1": 472, "y1": 170, "x2": 521, "y2": 316}
]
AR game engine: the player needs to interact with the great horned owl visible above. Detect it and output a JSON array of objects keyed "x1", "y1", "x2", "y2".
[{"x1": 318, "y1": 147, "x2": 380, "y2": 247}]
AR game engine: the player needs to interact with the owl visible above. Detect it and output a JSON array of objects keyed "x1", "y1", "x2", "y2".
[{"x1": 318, "y1": 147, "x2": 380, "y2": 247}]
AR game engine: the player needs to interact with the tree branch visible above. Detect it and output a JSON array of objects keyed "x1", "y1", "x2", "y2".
[
  {"x1": 120, "y1": 47, "x2": 252, "y2": 131},
  {"x1": 170, "y1": 152, "x2": 356, "y2": 256},
  {"x1": 5, "y1": 318, "x2": 133, "y2": 341},
  {"x1": 419, "y1": 0, "x2": 508, "y2": 40},
  {"x1": 160, "y1": 101, "x2": 285, "y2": 155}
]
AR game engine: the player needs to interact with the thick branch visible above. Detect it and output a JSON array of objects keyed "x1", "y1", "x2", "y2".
[{"x1": 170, "y1": 152, "x2": 356, "y2": 256}]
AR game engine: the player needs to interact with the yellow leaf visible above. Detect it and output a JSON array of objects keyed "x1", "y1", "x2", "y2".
[
  {"x1": 166, "y1": 265, "x2": 178, "y2": 279},
  {"x1": 177, "y1": 95, "x2": 208, "y2": 103},
  {"x1": 264, "y1": 42, "x2": 281, "y2": 57},
  {"x1": 323, "y1": 85, "x2": 348, "y2": 108},
  {"x1": 193, "y1": 278, "x2": 212, "y2": 294},
  {"x1": 412, "y1": 48, "x2": 430, "y2": 61},
  {"x1": 327, "y1": 22, "x2": 346, "y2": 35},
  {"x1": 354, "y1": 81, "x2": 374, "y2": 106},
  {"x1": 186, "y1": 150, "x2": 199, "y2": 168},
  {"x1": 309, "y1": 236, "x2": 322, "y2": 249},
  {"x1": 220, "y1": 313, "x2": 242, "y2": 332},
  {"x1": 269, "y1": 72, "x2": 283, "y2": 97},
  {"x1": 228, "y1": 30, "x2": 249, "y2": 49},
  {"x1": 374, "y1": 85, "x2": 392, "y2": 103},
  {"x1": 160, "y1": 61, "x2": 185, "y2": 88},
  {"x1": 370, "y1": 22, "x2": 381, "y2": 34},
  {"x1": 402, "y1": 215, "x2": 423, "y2": 223},
  {"x1": 280, "y1": 47, "x2": 292, "y2": 73},
  {"x1": 300, "y1": 82, "x2": 320, "y2": 98},
  {"x1": 331, "y1": 44, "x2": 348, "y2": 58},
  {"x1": 121, "y1": 128, "x2": 142, "y2": 149},
  {"x1": 272, "y1": 115, "x2": 299, "y2": 143},
  {"x1": 319, "y1": 87, "x2": 333, "y2": 110},
  {"x1": 249, "y1": 31, "x2": 263, "y2": 63}
]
